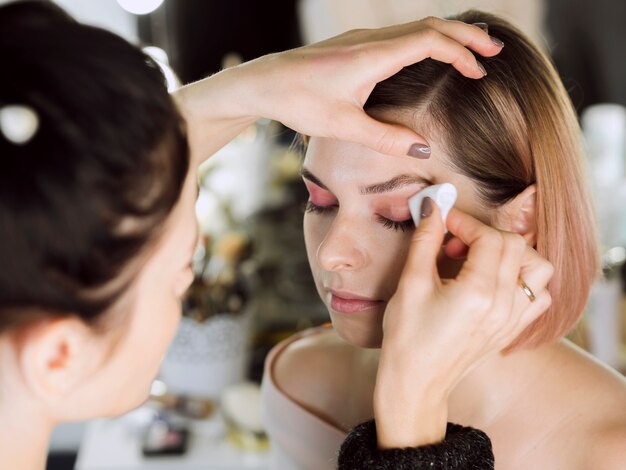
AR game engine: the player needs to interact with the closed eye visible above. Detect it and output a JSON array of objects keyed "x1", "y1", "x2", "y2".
[
  {"x1": 305, "y1": 201, "x2": 414, "y2": 232},
  {"x1": 376, "y1": 215, "x2": 414, "y2": 232},
  {"x1": 304, "y1": 201, "x2": 337, "y2": 214}
]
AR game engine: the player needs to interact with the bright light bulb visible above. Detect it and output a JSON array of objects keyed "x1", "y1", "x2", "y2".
[{"x1": 116, "y1": 0, "x2": 164, "y2": 15}]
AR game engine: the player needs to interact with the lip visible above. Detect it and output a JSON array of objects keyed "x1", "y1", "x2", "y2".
[{"x1": 326, "y1": 289, "x2": 385, "y2": 314}]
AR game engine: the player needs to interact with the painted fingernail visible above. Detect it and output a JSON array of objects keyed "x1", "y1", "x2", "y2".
[
  {"x1": 490, "y1": 36, "x2": 504, "y2": 47},
  {"x1": 477, "y1": 61, "x2": 487, "y2": 76},
  {"x1": 473, "y1": 22, "x2": 488, "y2": 32},
  {"x1": 408, "y1": 143, "x2": 431, "y2": 159},
  {"x1": 421, "y1": 197, "x2": 433, "y2": 219}
]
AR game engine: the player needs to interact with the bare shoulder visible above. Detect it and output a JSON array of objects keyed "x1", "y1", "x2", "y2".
[
  {"x1": 272, "y1": 327, "x2": 355, "y2": 401},
  {"x1": 584, "y1": 377, "x2": 626, "y2": 470},
  {"x1": 271, "y1": 327, "x2": 377, "y2": 428},
  {"x1": 583, "y1": 421, "x2": 626, "y2": 470},
  {"x1": 553, "y1": 341, "x2": 626, "y2": 468}
]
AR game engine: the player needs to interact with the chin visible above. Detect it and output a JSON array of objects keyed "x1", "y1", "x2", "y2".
[{"x1": 330, "y1": 311, "x2": 384, "y2": 349}]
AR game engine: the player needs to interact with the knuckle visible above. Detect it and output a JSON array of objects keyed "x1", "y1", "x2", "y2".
[
  {"x1": 540, "y1": 291, "x2": 553, "y2": 310},
  {"x1": 327, "y1": 112, "x2": 349, "y2": 140},
  {"x1": 347, "y1": 27, "x2": 366, "y2": 35},
  {"x1": 543, "y1": 260, "x2": 555, "y2": 279},
  {"x1": 374, "y1": 127, "x2": 398, "y2": 155},
  {"x1": 419, "y1": 27, "x2": 439, "y2": 47},
  {"x1": 504, "y1": 234, "x2": 528, "y2": 261},
  {"x1": 509, "y1": 233, "x2": 527, "y2": 252},
  {"x1": 423, "y1": 16, "x2": 440, "y2": 28},
  {"x1": 411, "y1": 228, "x2": 434, "y2": 245},
  {"x1": 486, "y1": 230, "x2": 504, "y2": 251}
]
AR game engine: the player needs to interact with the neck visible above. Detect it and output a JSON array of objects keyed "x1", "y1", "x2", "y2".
[
  {"x1": 0, "y1": 402, "x2": 52, "y2": 470},
  {"x1": 0, "y1": 343, "x2": 54, "y2": 470},
  {"x1": 446, "y1": 341, "x2": 560, "y2": 427}
]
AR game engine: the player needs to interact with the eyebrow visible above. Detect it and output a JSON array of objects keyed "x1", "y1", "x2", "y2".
[{"x1": 300, "y1": 167, "x2": 429, "y2": 195}]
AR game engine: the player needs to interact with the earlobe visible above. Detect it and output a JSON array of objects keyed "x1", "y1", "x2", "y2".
[
  {"x1": 499, "y1": 185, "x2": 538, "y2": 246},
  {"x1": 18, "y1": 317, "x2": 97, "y2": 405}
]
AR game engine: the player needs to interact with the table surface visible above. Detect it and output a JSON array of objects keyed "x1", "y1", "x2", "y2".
[{"x1": 75, "y1": 408, "x2": 270, "y2": 470}]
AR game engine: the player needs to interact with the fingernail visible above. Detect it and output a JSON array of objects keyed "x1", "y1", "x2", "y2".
[
  {"x1": 473, "y1": 22, "x2": 488, "y2": 32},
  {"x1": 490, "y1": 36, "x2": 504, "y2": 48},
  {"x1": 477, "y1": 61, "x2": 487, "y2": 76},
  {"x1": 421, "y1": 197, "x2": 433, "y2": 219},
  {"x1": 408, "y1": 143, "x2": 431, "y2": 159}
]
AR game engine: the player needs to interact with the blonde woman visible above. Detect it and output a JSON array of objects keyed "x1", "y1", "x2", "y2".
[{"x1": 264, "y1": 10, "x2": 626, "y2": 469}]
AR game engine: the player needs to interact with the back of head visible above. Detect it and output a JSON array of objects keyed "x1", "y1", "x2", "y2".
[
  {"x1": 366, "y1": 10, "x2": 599, "y2": 350},
  {"x1": 0, "y1": 1, "x2": 189, "y2": 330}
]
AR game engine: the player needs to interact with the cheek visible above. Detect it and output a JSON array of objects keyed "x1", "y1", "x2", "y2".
[
  {"x1": 303, "y1": 213, "x2": 329, "y2": 269},
  {"x1": 374, "y1": 233, "x2": 412, "y2": 295},
  {"x1": 134, "y1": 274, "x2": 183, "y2": 353},
  {"x1": 173, "y1": 268, "x2": 194, "y2": 298}
]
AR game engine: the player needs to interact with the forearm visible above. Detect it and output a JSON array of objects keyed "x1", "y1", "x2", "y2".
[
  {"x1": 172, "y1": 18, "x2": 502, "y2": 168},
  {"x1": 173, "y1": 65, "x2": 260, "y2": 169}
]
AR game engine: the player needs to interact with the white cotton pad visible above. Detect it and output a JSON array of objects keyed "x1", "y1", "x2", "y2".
[{"x1": 408, "y1": 183, "x2": 458, "y2": 232}]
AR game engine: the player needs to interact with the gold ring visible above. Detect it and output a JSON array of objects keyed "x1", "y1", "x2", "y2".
[{"x1": 519, "y1": 278, "x2": 536, "y2": 302}]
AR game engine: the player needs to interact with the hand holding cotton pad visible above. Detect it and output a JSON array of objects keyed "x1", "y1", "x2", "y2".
[{"x1": 408, "y1": 183, "x2": 458, "y2": 232}]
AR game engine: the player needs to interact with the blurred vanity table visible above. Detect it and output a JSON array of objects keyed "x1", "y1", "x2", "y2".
[{"x1": 75, "y1": 407, "x2": 269, "y2": 470}]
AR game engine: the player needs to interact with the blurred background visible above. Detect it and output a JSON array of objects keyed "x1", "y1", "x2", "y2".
[{"x1": 2, "y1": 0, "x2": 623, "y2": 468}]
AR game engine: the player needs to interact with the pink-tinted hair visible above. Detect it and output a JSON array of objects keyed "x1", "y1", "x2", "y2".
[{"x1": 365, "y1": 10, "x2": 600, "y2": 350}]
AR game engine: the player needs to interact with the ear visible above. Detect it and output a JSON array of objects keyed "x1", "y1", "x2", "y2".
[
  {"x1": 17, "y1": 317, "x2": 101, "y2": 406},
  {"x1": 494, "y1": 184, "x2": 537, "y2": 246}
]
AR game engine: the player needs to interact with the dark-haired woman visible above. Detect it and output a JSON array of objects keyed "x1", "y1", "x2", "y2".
[{"x1": 0, "y1": 1, "x2": 570, "y2": 469}]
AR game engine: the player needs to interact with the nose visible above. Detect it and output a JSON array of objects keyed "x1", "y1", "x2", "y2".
[{"x1": 316, "y1": 217, "x2": 367, "y2": 272}]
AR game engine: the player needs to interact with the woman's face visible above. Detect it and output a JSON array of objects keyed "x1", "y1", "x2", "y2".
[
  {"x1": 303, "y1": 129, "x2": 496, "y2": 348},
  {"x1": 79, "y1": 170, "x2": 199, "y2": 418}
]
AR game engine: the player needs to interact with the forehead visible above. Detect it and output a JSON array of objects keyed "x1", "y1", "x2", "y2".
[
  {"x1": 304, "y1": 108, "x2": 453, "y2": 179},
  {"x1": 303, "y1": 136, "x2": 451, "y2": 186}
]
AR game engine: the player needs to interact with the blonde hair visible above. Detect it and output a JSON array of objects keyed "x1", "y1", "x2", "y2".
[{"x1": 365, "y1": 10, "x2": 600, "y2": 350}]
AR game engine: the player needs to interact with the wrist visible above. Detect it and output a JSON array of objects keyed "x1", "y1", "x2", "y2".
[
  {"x1": 373, "y1": 350, "x2": 452, "y2": 448},
  {"x1": 373, "y1": 380, "x2": 449, "y2": 449}
]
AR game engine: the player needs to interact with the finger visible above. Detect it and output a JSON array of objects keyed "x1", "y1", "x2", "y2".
[
  {"x1": 493, "y1": 232, "x2": 527, "y2": 312},
  {"x1": 369, "y1": 19, "x2": 502, "y2": 80},
  {"x1": 443, "y1": 236, "x2": 468, "y2": 259},
  {"x1": 445, "y1": 208, "x2": 504, "y2": 284},
  {"x1": 516, "y1": 252, "x2": 554, "y2": 307},
  {"x1": 338, "y1": 107, "x2": 431, "y2": 158},
  {"x1": 400, "y1": 197, "x2": 445, "y2": 288},
  {"x1": 380, "y1": 16, "x2": 502, "y2": 56},
  {"x1": 506, "y1": 253, "x2": 554, "y2": 338},
  {"x1": 511, "y1": 288, "x2": 552, "y2": 338},
  {"x1": 416, "y1": 17, "x2": 503, "y2": 57},
  {"x1": 372, "y1": 28, "x2": 488, "y2": 80}
]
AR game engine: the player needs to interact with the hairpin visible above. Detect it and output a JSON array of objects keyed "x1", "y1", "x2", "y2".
[{"x1": 0, "y1": 104, "x2": 40, "y2": 145}]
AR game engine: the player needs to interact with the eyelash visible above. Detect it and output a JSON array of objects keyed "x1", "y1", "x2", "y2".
[{"x1": 304, "y1": 201, "x2": 415, "y2": 233}]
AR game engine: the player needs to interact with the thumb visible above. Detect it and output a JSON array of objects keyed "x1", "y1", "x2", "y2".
[
  {"x1": 402, "y1": 197, "x2": 445, "y2": 286},
  {"x1": 342, "y1": 109, "x2": 431, "y2": 158}
]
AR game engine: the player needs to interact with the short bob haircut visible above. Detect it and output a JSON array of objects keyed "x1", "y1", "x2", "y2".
[{"x1": 363, "y1": 10, "x2": 600, "y2": 350}]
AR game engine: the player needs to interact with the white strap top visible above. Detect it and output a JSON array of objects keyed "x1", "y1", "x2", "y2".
[{"x1": 261, "y1": 327, "x2": 348, "y2": 470}]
